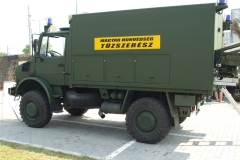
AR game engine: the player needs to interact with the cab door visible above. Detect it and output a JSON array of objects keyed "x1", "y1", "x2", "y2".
[{"x1": 35, "y1": 34, "x2": 66, "y2": 85}]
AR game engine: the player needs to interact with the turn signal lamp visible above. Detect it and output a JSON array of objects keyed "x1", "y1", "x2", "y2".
[
  {"x1": 218, "y1": 0, "x2": 228, "y2": 5},
  {"x1": 29, "y1": 72, "x2": 35, "y2": 76}
]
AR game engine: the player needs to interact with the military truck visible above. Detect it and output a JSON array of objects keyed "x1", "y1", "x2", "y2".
[{"x1": 8, "y1": 3, "x2": 239, "y2": 144}]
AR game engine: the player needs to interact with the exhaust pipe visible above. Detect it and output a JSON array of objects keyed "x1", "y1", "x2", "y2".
[{"x1": 98, "y1": 110, "x2": 105, "y2": 119}]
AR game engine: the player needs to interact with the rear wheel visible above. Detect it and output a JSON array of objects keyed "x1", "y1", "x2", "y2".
[
  {"x1": 66, "y1": 108, "x2": 88, "y2": 116},
  {"x1": 126, "y1": 97, "x2": 171, "y2": 144},
  {"x1": 20, "y1": 90, "x2": 52, "y2": 128}
]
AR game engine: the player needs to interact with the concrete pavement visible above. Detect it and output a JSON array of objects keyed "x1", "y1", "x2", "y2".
[{"x1": 1, "y1": 90, "x2": 240, "y2": 160}]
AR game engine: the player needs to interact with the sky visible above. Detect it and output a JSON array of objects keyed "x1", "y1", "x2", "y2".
[{"x1": 0, "y1": 0, "x2": 239, "y2": 55}]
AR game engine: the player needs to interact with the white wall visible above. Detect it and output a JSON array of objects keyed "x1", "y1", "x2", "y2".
[
  {"x1": 1, "y1": 81, "x2": 21, "y2": 121},
  {"x1": 233, "y1": 33, "x2": 240, "y2": 43}
]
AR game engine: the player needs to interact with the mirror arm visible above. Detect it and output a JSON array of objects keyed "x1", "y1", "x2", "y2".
[{"x1": 31, "y1": 35, "x2": 33, "y2": 57}]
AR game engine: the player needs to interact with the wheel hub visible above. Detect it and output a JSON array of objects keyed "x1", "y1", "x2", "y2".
[
  {"x1": 137, "y1": 111, "x2": 157, "y2": 132},
  {"x1": 26, "y1": 102, "x2": 38, "y2": 118}
]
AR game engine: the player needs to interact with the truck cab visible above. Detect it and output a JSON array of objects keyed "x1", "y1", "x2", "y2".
[{"x1": 34, "y1": 31, "x2": 68, "y2": 85}]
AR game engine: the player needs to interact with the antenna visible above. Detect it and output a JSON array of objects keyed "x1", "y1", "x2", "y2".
[
  {"x1": 28, "y1": 6, "x2": 32, "y2": 55},
  {"x1": 76, "y1": 0, "x2": 78, "y2": 14}
]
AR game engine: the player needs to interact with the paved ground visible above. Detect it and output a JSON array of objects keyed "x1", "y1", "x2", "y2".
[{"x1": 1, "y1": 89, "x2": 240, "y2": 160}]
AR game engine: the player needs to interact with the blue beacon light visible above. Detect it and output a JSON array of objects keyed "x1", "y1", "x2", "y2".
[
  {"x1": 226, "y1": 15, "x2": 231, "y2": 22},
  {"x1": 47, "y1": 18, "x2": 53, "y2": 25},
  {"x1": 218, "y1": 0, "x2": 227, "y2": 5}
]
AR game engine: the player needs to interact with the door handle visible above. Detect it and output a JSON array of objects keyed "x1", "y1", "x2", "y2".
[
  {"x1": 63, "y1": 72, "x2": 70, "y2": 75},
  {"x1": 58, "y1": 64, "x2": 65, "y2": 67}
]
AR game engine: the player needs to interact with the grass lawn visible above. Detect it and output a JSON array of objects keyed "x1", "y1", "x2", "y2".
[{"x1": 0, "y1": 140, "x2": 96, "y2": 160}]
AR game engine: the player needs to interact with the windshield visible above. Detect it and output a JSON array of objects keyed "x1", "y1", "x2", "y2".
[{"x1": 39, "y1": 35, "x2": 66, "y2": 57}]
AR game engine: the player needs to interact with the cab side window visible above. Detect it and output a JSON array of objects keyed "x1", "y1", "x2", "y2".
[{"x1": 39, "y1": 36, "x2": 66, "y2": 57}]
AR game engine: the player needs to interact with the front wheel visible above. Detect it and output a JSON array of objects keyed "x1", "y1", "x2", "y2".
[
  {"x1": 20, "y1": 90, "x2": 52, "y2": 128},
  {"x1": 126, "y1": 97, "x2": 171, "y2": 144}
]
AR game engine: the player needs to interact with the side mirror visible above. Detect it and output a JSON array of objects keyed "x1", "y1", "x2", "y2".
[{"x1": 33, "y1": 39, "x2": 39, "y2": 53}]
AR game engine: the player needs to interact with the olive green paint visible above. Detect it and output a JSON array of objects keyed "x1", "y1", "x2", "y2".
[
  {"x1": 25, "y1": 102, "x2": 39, "y2": 119},
  {"x1": 166, "y1": 92, "x2": 178, "y2": 116},
  {"x1": 12, "y1": 3, "x2": 228, "y2": 115},
  {"x1": 175, "y1": 95, "x2": 196, "y2": 106},
  {"x1": 121, "y1": 90, "x2": 134, "y2": 113},
  {"x1": 136, "y1": 111, "x2": 157, "y2": 132},
  {"x1": 15, "y1": 77, "x2": 54, "y2": 103},
  {"x1": 70, "y1": 3, "x2": 216, "y2": 93},
  {"x1": 179, "y1": 107, "x2": 191, "y2": 117}
]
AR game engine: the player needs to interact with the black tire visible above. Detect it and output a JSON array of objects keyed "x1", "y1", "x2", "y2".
[
  {"x1": 66, "y1": 90, "x2": 102, "y2": 109},
  {"x1": 20, "y1": 90, "x2": 52, "y2": 128},
  {"x1": 126, "y1": 97, "x2": 171, "y2": 144},
  {"x1": 66, "y1": 108, "x2": 88, "y2": 116}
]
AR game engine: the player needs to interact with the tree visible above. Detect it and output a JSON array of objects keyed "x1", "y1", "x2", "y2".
[
  {"x1": 0, "y1": 52, "x2": 7, "y2": 57},
  {"x1": 22, "y1": 44, "x2": 30, "y2": 55},
  {"x1": 231, "y1": 10, "x2": 240, "y2": 39},
  {"x1": 231, "y1": 19, "x2": 240, "y2": 39}
]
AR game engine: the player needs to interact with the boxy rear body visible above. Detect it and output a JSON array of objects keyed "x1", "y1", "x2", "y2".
[{"x1": 70, "y1": 3, "x2": 215, "y2": 94}]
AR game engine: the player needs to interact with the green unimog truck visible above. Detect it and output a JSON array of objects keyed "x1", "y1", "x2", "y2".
[{"x1": 8, "y1": 3, "x2": 239, "y2": 144}]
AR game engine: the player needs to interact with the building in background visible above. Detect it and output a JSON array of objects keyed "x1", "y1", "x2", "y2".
[
  {"x1": 223, "y1": 30, "x2": 231, "y2": 46},
  {"x1": 231, "y1": 8, "x2": 240, "y2": 44}
]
